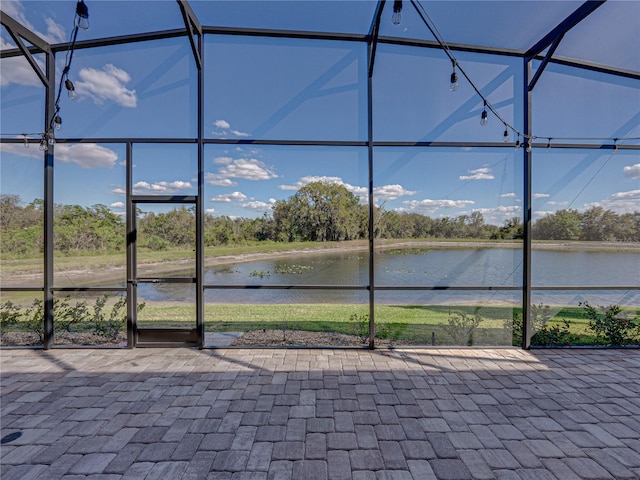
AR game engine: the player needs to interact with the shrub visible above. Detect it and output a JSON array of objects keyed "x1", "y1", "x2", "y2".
[
  {"x1": 582, "y1": 302, "x2": 640, "y2": 346},
  {"x1": 0, "y1": 301, "x2": 21, "y2": 328},
  {"x1": 530, "y1": 303, "x2": 575, "y2": 346},
  {"x1": 443, "y1": 311, "x2": 482, "y2": 346}
]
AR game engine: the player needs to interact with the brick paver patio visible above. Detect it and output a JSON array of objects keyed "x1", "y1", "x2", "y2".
[{"x1": 1, "y1": 348, "x2": 639, "y2": 479}]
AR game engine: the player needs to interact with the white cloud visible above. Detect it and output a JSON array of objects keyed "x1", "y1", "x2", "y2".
[
  {"x1": 459, "y1": 167, "x2": 494, "y2": 181},
  {"x1": 212, "y1": 119, "x2": 250, "y2": 137},
  {"x1": 472, "y1": 205, "x2": 521, "y2": 225},
  {"x1": 206, "y1": 208, "x2": 216, "y2": 214},
  {"x1": 214, "y1": 156, "x2": 233, "y2": 165},
  {"x1": 0, "y1": 142, "x2": 41, "y2": 159},
  {"x1": 110, "y1": 187, "x2": 126, "y2": 196},
  {"x1": 623, "y1": 163, "x2": 640, "y2": 179},
  {"x1": 533, "y1": 193, "x2": 550, "y2": 199},
  {"x1": 110, "y1": 202, "x2": 125, "y2": 209},
  {"x1": 546, "y1": 200, "x2": 568, "y2": 206},
  {"x1": 0, "y1": 142, "x2": 119, "y2": 168},
  {"x1": 1, "y1": 1, "x2": 65, "y2": 44},
  {"x1": 242, "y1": 200, "x2": 275, "y2": 211},
  {"x1": 534, "y1": 210, "x2": 555, "y2": 218},
  {"x1": 278, "y1": 175, "x2": 368, "y2": 201},
  {"x1": 584, "y1": 190, "x2": 640, "y2": 215},
  {"x1": 214, "y1": 158, "x2": 277, "y2": 181},
  {"x1": 205, "y1": 174, "x2": 237, "y2": 187},
  {"x1": 373, "y1": 184, "x2": 417, "y2": 201},
  {"x1": 75, "y1": 64, "x2": 137, "y2": 107},
  {"x1": 0, "y1": 37, "x2": 44, "y2": 87},
  {"x1": 500, "y1": 193, "x2": 517, "y2": 198},
  {"x1": 401, "y1": 198, "x2": 475, "y2": 215},
  {"x1": 210, "y1": 191, "x2": 247, "y2": 203},
  {"x1": 56, "y1": 144, "x2": 119, "y2": 168},
  {"x1": 231, "y1": 130, "x2": 251, "y2": 137},
  {"x1": 132, "y1": 180, "x2": 193, "y2": 195}
]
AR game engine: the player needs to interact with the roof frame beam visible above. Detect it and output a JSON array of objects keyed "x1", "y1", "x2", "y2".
[
  {"x1": 526, "y1": 0, "x2": 605, "y2": 90},
  {"x1": 368, "y1": 0, "x2": 386, "y2": 79},
  {"x1": 0, "y1": 11, "x2": 52, "y2": 88},
  {"x1": 177, "y1": 0, "x2": 202, "y2": 70}
]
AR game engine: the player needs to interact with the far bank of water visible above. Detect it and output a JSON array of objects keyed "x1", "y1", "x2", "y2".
[{"x1": 137, "y1": 247, "x2": 639, "y2": 306}]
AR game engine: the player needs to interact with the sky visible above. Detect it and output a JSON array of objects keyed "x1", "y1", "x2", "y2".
[{"x1": 1, "y1": 0, "x2": 638, "y2": 226}]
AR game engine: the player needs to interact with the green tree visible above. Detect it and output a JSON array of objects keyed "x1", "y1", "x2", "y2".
[{"x1": 273, "y1": 181, "x2": 366, "y2": 242}]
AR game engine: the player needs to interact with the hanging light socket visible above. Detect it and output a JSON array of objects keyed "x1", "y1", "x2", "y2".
[
  {"x1": 65, "y1": 79, "x2": 77, "y2": 100},
  {"x1": 480, "y1": 102, "x2": 488, "y2": 126},
  {"x1": 75, "y1": 0, "x2": 89, "y2": 30},
  {"x1": 450, "y1": 62, "x2": 458, "y2": 91},
  {"x1": 503, "y1": 128, "x2": 509, "y2": 143},
  {"x1": 54, "y1": 115, "x2": 62, "y2": 130},
  {"x1": 392, "y1": 0, "x2": 402, "y2": 26},
  {"x1": 23, "y1": 135, "x2": 29, "y2": 148},
  {"x1": 515, "y1": 137, "x2": 521, "y2": 150}
]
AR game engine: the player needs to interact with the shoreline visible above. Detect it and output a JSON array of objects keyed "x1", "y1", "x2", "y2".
[{"x1": 2, "y1": 240, "x2": 638, "y2": 288}]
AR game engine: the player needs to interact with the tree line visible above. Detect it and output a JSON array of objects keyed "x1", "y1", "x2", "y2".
[{"x1": 1, "y1": 182, "x2": 638, "y2": 257}]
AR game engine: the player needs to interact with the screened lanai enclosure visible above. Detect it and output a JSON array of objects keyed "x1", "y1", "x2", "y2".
[{"x1": 1, "y1": 0, "x2": 638, "y2": 349}]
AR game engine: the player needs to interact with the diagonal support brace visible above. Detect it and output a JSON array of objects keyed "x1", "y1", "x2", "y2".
[
  {"x1": 177, "y1": 0, "x2": 203, "y2": 71},
  {"x1": 1, "y1": 11, "x2": 52, "y2": 88}
]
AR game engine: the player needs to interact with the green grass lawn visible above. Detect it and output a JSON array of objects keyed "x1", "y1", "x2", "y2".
[{"x1": 3, "y1": 298, "x2": 639, "y2": 347}]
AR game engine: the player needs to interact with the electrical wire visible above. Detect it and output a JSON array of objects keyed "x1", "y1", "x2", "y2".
[{"x1": 408, "y1": 0, "x2": 637, "y2": 147}]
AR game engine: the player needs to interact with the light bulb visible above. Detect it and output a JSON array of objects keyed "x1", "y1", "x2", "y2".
[
  {"x1": 392, "y1": 0, "x2": 402, "y2": 26},
  {"x1": 503, "y1": 128, "x2": 509, "y2": 143},
  {"x1": 526, "y1": 142, "x2": 532, "y2": 153},
  {"x1": 480, "y1": 108, "x2": 488, "y2": 126},
  {"x1": 39, "y1": 138, "x2": 48, "y2": 152},
  {"x1": 65, "y1": 79, "x2": 77, "y2": 100},
  {"x1": 48, "y1": 132, "x2": 55, "y2": 145},
  {"x1": 54, "y1": 115, "x2": 62, "y2": 130},
  {"x1": 75, "y1": 0, "x2": 89, "y2": 30},
  {"x1": 515, "y1": 138, "x2": 521, "y2": 150},
  {"x1": 546, "y1": 139, "x2": 551, "y2": 152},
  {"x1": 450, "y1": 70, "x2": 458, "y2": 91},
  {"x1": 23, "y1": 135, "x2": 29, "y2": 148}
]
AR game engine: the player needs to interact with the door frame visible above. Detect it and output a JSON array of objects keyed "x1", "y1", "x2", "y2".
[{"x1": 127, "y1": 195, "x2": 203, "y2": 348}]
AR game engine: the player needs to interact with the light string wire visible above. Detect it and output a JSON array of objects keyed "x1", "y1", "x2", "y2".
[
  {"x1": 1, "y1": 1, "x2": 639, "y2": 148},
  {"x1": 409, "y1": 0, "x2": 639, "y2": 147}
]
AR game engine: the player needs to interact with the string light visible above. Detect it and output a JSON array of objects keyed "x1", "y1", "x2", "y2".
[
  {"x1": 526, "y1": 142, "x2": 532, "y2": 153},
  {"x1": 23, "y1": 135, "x2": 29, "y2": 148},
  {"x1": 39, "y1": 135, "x2": 48, "y2": 152},
  {"x1": 75, "y1": 0, "x2": 89, "y2": 30},
  {"x1": 546, "y1": 138, "x2": 552, "y2": 151},
  {"x1": 480, "y1": 101, "x2": 488, "y2": 126},
  {"x1": 450, "y1": 60, "x2": 458, "y2": 91},
  {"x1": 408, "y1": 0, "x2": 636, "y2": 149},
  {"x1": 54, "y1": 115, "x2": 62, "y2": 131},
  {"x1": 64, "y1": 78, "x2": 77, "y2": 100},
  {"x1": 392, "y1": 0, "x2": 403, "y2": 26},
  {"x1": 515, "y1": 136, "x2": 521, "y2": 150},
  {"x1": 613, "y1": 139, "x2": 618, "y2": 154}
]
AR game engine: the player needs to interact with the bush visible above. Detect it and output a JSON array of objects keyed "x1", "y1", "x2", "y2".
[
  {"x1": 0, "y1": 301, "x2": 21, "y2": 328},
  {"x1": 582, "y1": 302, "x2": 640, "y2": 346},
  {"x1": 530, "y1": 303, "x2": 575, "y2": 346},
  {"x1": 443, "y1": 311, "x2": 482, "y2": 346}
]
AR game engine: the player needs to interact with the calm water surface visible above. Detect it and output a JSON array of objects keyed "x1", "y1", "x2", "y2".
[{"x1": 138, "y1": 247, "x2": 639, "y2": 305}]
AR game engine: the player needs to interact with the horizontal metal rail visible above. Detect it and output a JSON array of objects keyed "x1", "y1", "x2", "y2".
[
  {"x1": 2, "y1": 137, "x2": 638, "y2": 150},
  {"x1": 51, "y1": 287, "x2": 127, "y2": 292}
]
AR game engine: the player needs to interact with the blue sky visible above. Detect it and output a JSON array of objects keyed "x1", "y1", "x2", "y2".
[{"x1": 1, "y1": 0, "x2": 638, "y2": 225}]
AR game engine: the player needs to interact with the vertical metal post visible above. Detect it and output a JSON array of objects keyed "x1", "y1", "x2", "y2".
[
  {"x1": 367, "y1": 50, "x2": 376, "y2": 350},
  {"x1": 522, "y1": 58, "x2": 533, "y2": 349},
  {"x1": 43, "y1": 51, "x2": 55, "y2": 349},
  {"x1": 196, "y1": 32, "x2": 205, "y2": 349},
  {"x1": 126, "y1": 142, "x2": 136, "y2": 348}
]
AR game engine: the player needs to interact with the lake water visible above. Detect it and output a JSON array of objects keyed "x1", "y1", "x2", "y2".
[{"x1": 138, "y1": 247, "x2": 640, "y2": 306}]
